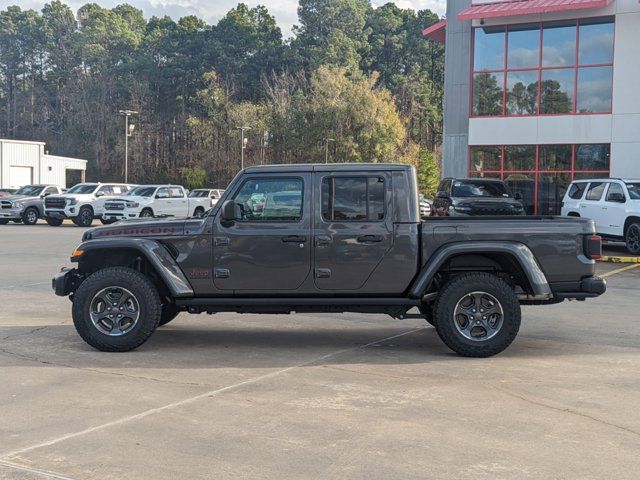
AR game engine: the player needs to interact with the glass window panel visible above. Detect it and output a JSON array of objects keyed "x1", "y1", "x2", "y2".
[
  {"x1": 542, "y1": 22, "x2": 576, "y2": 67},
  {"x1": 322, "y1": 177, "x2": 385, "y2": 222},
  {"x1": 503, "y1": 174, "x2": 535, "y2": 215},
  {"x1": 567, "y1": 182, "x2": 588, "y2": 199},
  {"x1": 578, "y1": 20, "x2": 614, "y2": 65},
  {"x1": 606, "y1": 183, "x2": 626, "y2": 202},
  {"x1": 504, "y1": 145, "x2": 536, "y2": 171},
  {"x1": 473, "y1": 26, "x2": 505, "y2": 71},
  {"x1": 470, "y1": 146, "x2": 502, "y2": 171},
  {"x1": 540, "y1": 69, "x2": 574, "y2": 114},
  {"x1": 539, "y1": 145, "x2": 572, "y2": 170},
  {"x1": 507, "y1": 24, "x2": 539, "y2": 69},
  {"x1": 575, "y1": 144, "x2": 610, "y2": 170},
  {"x1": 469, "y1": 172, "x2": 501, "y2": 179},
  {"x1": 473, "y1": 73, "x2": 504, "y2": 116},
  {"x1": 573, "y1": 172, "x2": 609, "y2": 180},
  {"x1": 538, "y1": 173, "x2": 571, "y2": 215},
  {"x1": 586, "y1": 182, "x2": 606, "y2": 201},
  {"x1": 506, "y1": 70, "x2": 538, "y2": 115},
  {"x1": 576, "y1": 66, "x2": 612, "y2": 113},
  {"x1": 234, "y1": 178, "x2": 303, "y2": 222}
]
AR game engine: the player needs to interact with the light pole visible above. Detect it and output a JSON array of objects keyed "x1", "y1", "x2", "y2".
[
  {"x1": 324, "y1": 138, "x2": 335, "y2": 164},
  {"x1": 237, "y1": 126, "x2": 251, "y2": 170},
  {"x1": 119, "y1": 110, "x2": 138, "y2": 183}
]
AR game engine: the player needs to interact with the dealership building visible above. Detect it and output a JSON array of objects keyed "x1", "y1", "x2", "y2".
[
  {"x1": 423, "y1": 0, "x2": 639, "y2": 214},
  {"x1": 0, "y1": 139, "x2": 87, "y2": 189}
]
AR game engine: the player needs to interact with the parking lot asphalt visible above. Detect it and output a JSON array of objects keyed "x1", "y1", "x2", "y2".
[{"x1": 1, "y1": 222, "x2": 639, "y2": 480}]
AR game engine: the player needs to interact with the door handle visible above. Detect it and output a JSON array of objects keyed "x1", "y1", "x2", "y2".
[
  {"x1": 282, "y1": 235, "x2": 306, "y2": 243},
  {"x1": 357, "y1": 235, "x2": 383, "y2": 243}
]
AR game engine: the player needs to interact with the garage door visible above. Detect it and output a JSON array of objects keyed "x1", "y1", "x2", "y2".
[{"x1": 9, "y1": 166, "x2": 33, "y2": 188}]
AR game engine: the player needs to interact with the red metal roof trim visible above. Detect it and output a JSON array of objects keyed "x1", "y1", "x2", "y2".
[
  {"x1": 457, "y1": 0, "x2": 613, "y2": 21},
  {"x1": 422, "y1": 19, "x2": 447, "y2": 43}
]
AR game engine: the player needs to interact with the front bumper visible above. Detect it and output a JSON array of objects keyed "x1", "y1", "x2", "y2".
[
  {"x1": 102, "y1": 210, "x2": 139, "y2": 221},
  {"x1": 553, "y1": 276, "x2": 607, "y2": 300},
  {"x1": 52, "y1": 268, "x2": 81, "y2": 296},
  {"x1": 0, "y1": 207, "x2": 24, "y2": 219}
]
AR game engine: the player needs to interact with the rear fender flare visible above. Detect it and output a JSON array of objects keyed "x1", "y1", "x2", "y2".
[
  {"x1": 409, "y1": 241, "x2": 551, "y2": 298},
  {"x1": 75, "y1": 237, "x2": 194, "y2": 297}
]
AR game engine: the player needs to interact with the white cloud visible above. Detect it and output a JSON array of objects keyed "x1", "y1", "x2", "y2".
[{"x1": 0, "y1": 0, "x2": 445, "y2": 37}]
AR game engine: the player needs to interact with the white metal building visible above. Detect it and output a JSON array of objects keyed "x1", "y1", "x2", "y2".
[
  {"x1": 0, "y1": 139, "x2": 87, "y2": 189},
  {"x1": 424, "y1": 0, "x2": 640, "y2": 214}
]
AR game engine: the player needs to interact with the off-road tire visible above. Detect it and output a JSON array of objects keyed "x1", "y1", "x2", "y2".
[
  {"x1": 625, "y1": 222, "x2": 640, "y2": 255},
  {"x1": 45, "y1": 217, "x2": 63, "y2": 226},
  {"x1": 73, "y1": 206, "x2": 94, "y2": 227},
  {"x1": 433, "y1": 273, "x2": 521, "y2": 358},
  {"x1": 140, "y1": 208, "x2": 153, "y2": 218},
  {"x1": 419, "y1": 304, "x2": 435, "y2": 326},
  {"x1": 72, "y1": 267, "x2": 162, "y2": 352},
  {"x1": 158, "y1": 302, "x2": 180, "y2": 326},
  {"x1": 22, "y1": 207, "x2": 39, "y2": 225}
]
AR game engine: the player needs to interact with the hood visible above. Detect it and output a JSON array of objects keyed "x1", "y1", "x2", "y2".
[
  {"x1": 1, "y1": 194, "x2": 35, "y2": 202},
  {"x1": 48, "y1": 193, "x2": 94, "y2": 200},
  {"x1": 83, "y1": 216, "x2": 206, "y2": 241},
  {"x1": 104, "y1": 196, "x2": 148, "y2": 204}
]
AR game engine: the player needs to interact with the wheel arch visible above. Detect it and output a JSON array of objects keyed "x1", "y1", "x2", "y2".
[
  {"x1": 567, "y1": 211, "x2": 580, "y2": 217},
  {"x1": 623, "y1": 216, "x2": 640, "y2": 235},
  {"x1": 409, "y1": 242, "x2": 551, "y2": 299},
  {"x1": 75, "y1": 238, "x2": 193, "y2": 298}
]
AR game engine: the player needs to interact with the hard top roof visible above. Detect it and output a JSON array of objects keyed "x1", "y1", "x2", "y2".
[{"x1": 243, "y1": 163, "x2": 413, "y2": 173}]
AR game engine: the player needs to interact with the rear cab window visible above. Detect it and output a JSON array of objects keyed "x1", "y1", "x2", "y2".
[{"x1": 321, "y1": 176, "x2": 385, "y2": 222}]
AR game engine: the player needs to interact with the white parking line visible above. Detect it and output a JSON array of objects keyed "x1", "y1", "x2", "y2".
[
  {"x1": 0, "y1": 281, "x2": 49, "y2": 290},
  {"x1": 0, "y1": 460, "x2": 77, "y2": 480},
  {"x1": 1, "y1": 327, "x2": 425, "y2": 460}
]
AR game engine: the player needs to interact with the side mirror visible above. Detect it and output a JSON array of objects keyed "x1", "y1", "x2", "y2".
[
  {"x1": 220, "y1": 200, "x2": 241, "y2": 222},
  {"x1": 514, "y1": 192, "x2": 523, "y2": 201},
  {"x1": 435, "y1": 191, "x2": 449, "y2": 199},
  {"x1": 95, "y1": 191, "x2": 105, "y2": 197}
]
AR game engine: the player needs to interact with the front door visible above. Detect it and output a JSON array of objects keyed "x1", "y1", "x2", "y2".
[
  {"x1": 580, "y1": 181, "x2": 607, "y2": 230},
  {"x1": 600, "y1": 182, "x2": 627, "y2": 236},
  {"x1": 313, "y1": 172, "x2": 393, "y2": 291},
  {"x1": 213, "y1": 174, "x2": 311, "y2": 292}
]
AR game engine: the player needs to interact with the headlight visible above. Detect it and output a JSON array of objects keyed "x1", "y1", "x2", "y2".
[
  {"x1": 67, "y1": 198, "x2": 78, "y2": 206},
  {"x1": 125, "y1": 201, "x2": 139, "y2": 208},
  {"x1": 12, "y1": 201, "x2": 24, "y2": 209}
]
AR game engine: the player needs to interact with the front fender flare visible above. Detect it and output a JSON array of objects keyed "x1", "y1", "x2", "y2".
[
  {"x1": 75, "y1": 237, "x2": 194, "y2": 297},
  {"x1": 409, "y1": 241, "x2": 551, "y2": 299}
]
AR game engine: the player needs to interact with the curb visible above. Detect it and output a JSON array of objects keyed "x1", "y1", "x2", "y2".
[{"x1": 598, "y1": 255, "x2": 640, "y2": 263}]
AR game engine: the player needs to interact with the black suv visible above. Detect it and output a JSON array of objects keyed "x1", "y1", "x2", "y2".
[{"x1": 433, "y1": 178, "x2": 525, "y2": 216}]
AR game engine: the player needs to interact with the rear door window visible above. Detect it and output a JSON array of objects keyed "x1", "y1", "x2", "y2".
[
  {"x1": 321, "y1": 176, "x2": 385, "y2": 222},
  {"x1": 585, "y1": 182, "x2": 606, "y2": 201},
  {"x1": 170, "y1": 187, "x2": 185, "y2": 198}
]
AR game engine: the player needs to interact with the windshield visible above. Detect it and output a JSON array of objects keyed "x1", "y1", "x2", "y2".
[
  {"x1": 452, "y1": 180, "x2": 511, "y2": 198},
  {"x1": 14, "y1": 185, "x2": 44, "y2": 196},
  {"x1": 189, "y1": 190, "x2": 209, "y2": 198},
  {"x1": 127, "y1": 186, "x2": 157, "y2": 197},
  {"x1": 626, "y1": 183, "x2": 640, "y2": 200},
  {"x1": 67, "y1": 184, "x2": 97, "y2": 194}
]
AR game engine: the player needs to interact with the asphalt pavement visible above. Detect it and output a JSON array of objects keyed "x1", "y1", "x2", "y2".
[{"x1": 1, "y1": 222, "x2": 639, "y2": 480}]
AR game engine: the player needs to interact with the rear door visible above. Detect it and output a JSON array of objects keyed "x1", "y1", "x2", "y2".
[
  {"x1": 313, "y1": 172, "x2": 393, "y2": 291},
  {"x1": 170, "y1": 187, "x2": 188, "y2": 216},
  {"x1": 213, "y1": 174, "x2": 311, "y2": 291},
  {"x1": 580, "y1": 182, "x2": 607, "y2": 230}
]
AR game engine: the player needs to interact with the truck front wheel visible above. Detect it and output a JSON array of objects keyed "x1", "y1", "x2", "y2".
[
  {"x1": 72, "y1": 267, "x2": 162, "y2": 352},
  {"x1": 433, "y1": 273, "x2": 521, "y2": 357}
]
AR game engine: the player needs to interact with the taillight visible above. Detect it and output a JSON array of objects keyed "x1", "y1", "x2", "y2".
[{"x1": 584, "y1": 235, "x2": 602, "y2": 260}]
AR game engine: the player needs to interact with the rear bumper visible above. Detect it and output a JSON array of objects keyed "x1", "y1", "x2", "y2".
[{"x1": 552, "y1": 276, "x2": 606, "y2": 300}]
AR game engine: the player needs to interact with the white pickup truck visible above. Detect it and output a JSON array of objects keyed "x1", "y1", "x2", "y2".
[
  {"x1": 561, "y1": 177, "x2": 640, "y2": 254},
  {"x1": 188, "y1": 188, "x2": 225, "y2": 211},
  {"x1": 102, "y1": 185, "x2": 211, "y2": 222},
  {"x1": 44, "y1": 183, "x2": 134, "y2": 227}
]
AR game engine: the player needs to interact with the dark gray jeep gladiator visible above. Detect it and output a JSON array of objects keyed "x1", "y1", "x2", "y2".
[{"x1": 53, "y1": 164, "x2": 606, "y2": 357}]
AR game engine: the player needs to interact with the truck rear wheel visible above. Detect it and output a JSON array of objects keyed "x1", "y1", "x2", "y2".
[
  {"x1": 433, "y1": 273, "x2": 521, "y2": 357},
  {"x1": 72, "y1": 267, "x2": 162, "y2": 352},
  {"x1": 625, "y1": 223, "x2": 640, "y2": 255}
]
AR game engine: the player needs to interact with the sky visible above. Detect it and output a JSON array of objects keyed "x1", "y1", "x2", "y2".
[{"x1": 0, "y1": 0, "x2": 446, "y2": 36}]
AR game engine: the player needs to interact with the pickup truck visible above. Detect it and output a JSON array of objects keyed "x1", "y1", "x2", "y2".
[
  {"x1": 0, "y1": 184, "x2": 63, "y2": 225},
  {"x1": 102, "y1": 185, "x2": 209, "y2": 222},
  {"x1": 45, "y1": 183, "x2": 135, "y2": 226},
  {"x1": 433, "y1": 178, "x2": 525, "y2": 216},
  {"x1": 53, "y1": 164, "x2": 606, "y2": 357}
]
